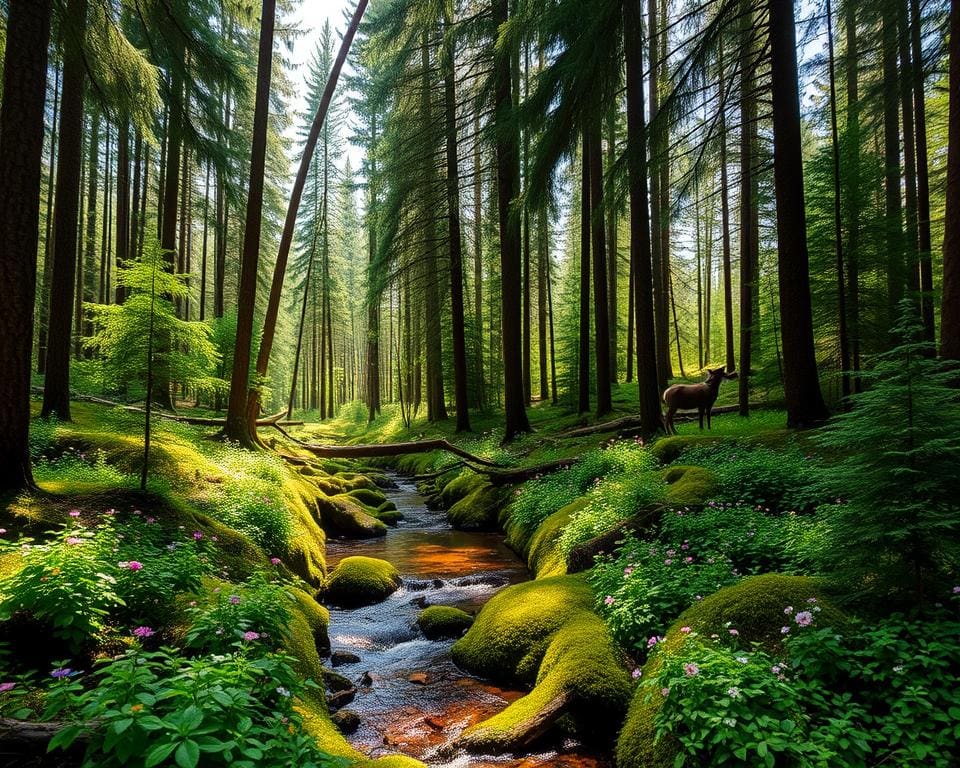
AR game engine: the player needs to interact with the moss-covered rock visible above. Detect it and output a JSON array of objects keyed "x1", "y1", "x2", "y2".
[
  {"x1": 447, "y1": 482, "x2": 510, "y2": 531},
  {"x1": 417, "y1": 606, "x2": 474, "y2": 639},
  {"x1": 347, "y1": 487, "x2": 389, "y2": 509},
  {"x1": 286, "y1": 588, "x2": 331, "y2": 678},
  {"x1": 315, "y1": 495, "x2": 388, "y2": 539},
  {"x1": 376, "y1": 500, "x2": 398, "y2": 514},
  {"x1": 375, "y1": 508, "x2": 404, "y2": 527},
  {"x1": 355, "y1": 757, "x2": 428, "y2": 768},
  {"x1": 616, "y1": 575, "x2": 844, "y2": 768},
  {"x1": 452, "y1": 576, "x2": 630, "y2": 752},
  {"x1": 320, "y1": 556, "x2": 402, "y2": 608},
  {"x1": 662, "y1": 465, "x2": 719, "y2": 505},
  {"x1": 438, "y1": 471, "x2": 486, "y2": 508},
  {"x1": 649, "y1": 435, "x2": 723, "y2": 464},
  {"x1": 524, "y1": 502, "x2": 577, "y2": 578}
]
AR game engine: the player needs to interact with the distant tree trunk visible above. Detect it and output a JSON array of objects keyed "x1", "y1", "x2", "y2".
[
  {"x1": 624, "y1": 0, "x2": 663, "y2": 434},
  {"x1": 578, "y1": 133, "x2": 591, "y2": 415},
  {"x1": 769, "y1": 0, "x2": 830, "y2": 426},
  {"x1": 443, "y1": 11, "x2": 470, "y2": 432},
  {"x1": 648, "y1": 0, "x2": 669, "y2": 390},
  {"x1": 522, "y1": 47, "x2": 532, "y2": 405},
  {"x1": 898, "y1": 0, "x2": 920, "y2": 304},
  {"x1": 224, "y1": 0, "x2": 275, "y2": 446},
  {"x1": 0, "y1": 0, "x2": 52, "y2": 490},
  {"x1": 738, "y1": 3, "x2": 755, "y2": 415},
  {"x1": 99, "y1": 122, "x2": 112, "y2": 306},
  {"x1": 366, "y1": 114, "x2": 381, "y2": 422},
  {"x1": 844, "y1": 2, "x2": 862, "y2": 389},
  {"x1": 42, "y1": 0, "x2": 88, "y2": 421},
  {"x1": 37, "y1": 62, "x2": 60, "y2": 375},
  {"x1": 78, "y1": 109, "x2": 99, "y2": 358},
  {"x1": 493, "y1": 0, "x2": 531, "y2": 438},
  {"x1": 607, "y1": 109, "x2": 619, "y2": 383},
  {"x1": 882, "y1": 1, "x2": 904, "y2": 319},
  {"x1": 198, "y1": 160, "x2": 210, "y2": 320},
  {"x1": 547, "y1": 242, "x2": 558, "y2": 404},
  {"x1": 473, "y1": 114, "x2": 486, "y2": 409},
  {"x1": 538, "y1": 201, "x2": 549, "y2": 401},
  {"x1": 942, "y1": 0, "x2": 960, "y2": 363},
  {"x1": 719, "y1": 44, "x2": 735, "y2": 374},
  {"x1": 626, "y1": 253, "x2": 635, "y2": 382},
  {"x1": 115, "y1": 115, "x2": 130, "y2": 305},
  {"x1": 590, "y1": 126, "x2": 612, "y2": 416},
  {"x1": 826, "y1": 0, "x2": 850, "y2": 398},
  {"x1": 909, "y1": 0, "x2": 935, "y2": 344}
]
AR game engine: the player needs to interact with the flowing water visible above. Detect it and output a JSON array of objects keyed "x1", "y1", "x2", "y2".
[{"x1": 322, "y1": 477, "x2": 610, "y2": 768}]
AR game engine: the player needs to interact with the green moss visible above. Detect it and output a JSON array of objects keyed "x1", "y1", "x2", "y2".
[
  {"x1": 662, "y1": 466, "x2": 718, "y2": 505},
  {"x1": 447, "y1": 482, "x2": 510, "y2": 531},
  {"x1": 417, "y1": 606, "x2": 474, "y2": 639},
  {"x1": 315, "y1": 495, "x2": 388, "y2": 539},
  {"x1": 321, "y1": 556, "x2": 401, "y2": 608},
  {"x1": 616, "y1": 575, "x2": 844, "y2": 767},
  {"x1": 286, "y1": 588, "x2": 330, "y2": 680},
  {"x1": 355, "y1": 757, "x2": 428, "y2": 768},
  {"x1": 438, "y1": 470, "x2": 486, "y2": 508},
  {"x1": 376, "y1": 500, "x2": 398, "y2": 514},
  {"x1": 335, "y1": 472, "x2": 378, "y2": 492},
  {"x1": 649, "y1": 435, "x2": 724, "y2": 464},
  {"x1": 376, "y1": 509, "x2": 404, "y2": 526},
  {"x1": 298, "y1": 698, "x2": 363, "y2": 761},
  {"x1": 455, "y1": 590, "x2": 630, "y2": 752},
  {"x1": 524, "y1": 501, "x2": 580, "y2": 578},
  {"x1": 347, "y1": 487, "x2": 389, "y2": 508}
]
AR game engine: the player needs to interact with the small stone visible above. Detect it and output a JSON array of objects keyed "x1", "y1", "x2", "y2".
[
  {"x1": 332, "y1": 709, "x2": 361, "y2": 735},
  {"x1": 360, "y1": 671, "x2": 374, "y2": 687},
  {"x1": 331, "y1": 650, "x2": 361, "y2": 667},
  {"x1": 424, "y1": 716, "x2": 446, "y2": 731},
  {"x1": 408, "y1": 672, "x2": 429, "y2": 685},
  {"x1": 326, "y1": 687, "x2": 356, "y2": 711}
]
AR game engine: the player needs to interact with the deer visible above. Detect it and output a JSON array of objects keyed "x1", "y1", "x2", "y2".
[{"x1": 662, "y1": 368, "x2": 738, "y2": 434}]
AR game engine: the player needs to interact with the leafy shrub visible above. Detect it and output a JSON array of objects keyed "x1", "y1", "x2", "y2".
[
  {"x1": 678, "y1": 441, "x2": 823, "y2": 512},
  {"x1": 33, "y1": 446, "x2": 138, "y2": 489},
  {"x1": 591, "y1": 533, "x2": 739, "y2": 653},
  {"x1": 0, "y1": 526, "x2": 124, "y2": 652},
  {"x1": 41, "y1": 647, "x2": 345, "y2": 768},
  {"x1": 184, "y1": 572, "x2": 294, "y2": 655}
]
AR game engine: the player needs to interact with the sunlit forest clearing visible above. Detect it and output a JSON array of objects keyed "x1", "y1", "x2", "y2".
[{"x1": 0, "y1": 0, "x2": 959, "y2": 766}]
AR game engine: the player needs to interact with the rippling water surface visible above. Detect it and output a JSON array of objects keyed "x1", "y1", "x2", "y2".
[{"x1": 322, "y1": 477, "x2": 610, "y2": 768}]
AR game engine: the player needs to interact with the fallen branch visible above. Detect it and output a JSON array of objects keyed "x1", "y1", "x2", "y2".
[
  {"x1": 560, "y1": 404, "x2": 748, "y2": 438},
  {"x1": 0, "y1": 717, "x2": 91, "y2": 763}
]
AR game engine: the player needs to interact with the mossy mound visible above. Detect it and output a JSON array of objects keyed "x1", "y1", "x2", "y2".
[
  {"x1": 287, "y1": 588, "x2": 331, "y2": 676},
  {"x1": 438, "y1": 470, "x2": 486, "y2": 508},
  {"x1": 355, "y1": 757, "x2": 428, "y2": 768},
  {"x1": 662, "y1": 466, "x2": 718, "y2": 505},
  {"x1": 315, "y1": 495, "x2": 388, "y2": 539},
  {"x1": 616, "y1": 575, "x2": 844, "y2": 768},
  {"x1": 453, "y1": 576, "x2": 630, "y2": 752},
  {"x1": 376, "y1": 500, "x2": 398, "y2": 514},
  {"x1": 649, "y1": 435, "x2": 723, "y2": 464},
  {"x1": 524, "y1": 502, "x2": 578, "y2": 578},
  {"x1": 417, "y1": 606, "x2": 474, "y2": 639},
  {"x1": 376, "y1": 509, "x2": 404, "y2": 526},
  {"x1": 347, "y1": 487, "x2": 389, "y2": 509},
  {"x1": 320, "y1": 556, "x2": 402, "y2": 608},
  {"x1": 447, "y1": 482, "x2": 510, "y2": 531}
]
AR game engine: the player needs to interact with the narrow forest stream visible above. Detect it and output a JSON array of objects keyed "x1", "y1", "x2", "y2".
[{"x1": 323, "y1": 476, "x2": 609, "y2": 768}]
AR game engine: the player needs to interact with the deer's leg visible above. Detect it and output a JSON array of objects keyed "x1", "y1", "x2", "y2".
[
  {"x1": 698, "y1": 408, "x2": 704, "y2": 430},
  {"x1": 665, "y1": 407, "x2": 676, "y2": 434}
]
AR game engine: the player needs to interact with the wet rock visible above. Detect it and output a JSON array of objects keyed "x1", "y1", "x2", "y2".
[
  {"x1": 322, "y1": 668, "x2": 354, "y2": 692},
  {"x1": 331, "y1": 650, "x2": 361, "y2": 667},
  {"x1": 417, "y1": 605, "x2": 474, "y2": 640},
  {"x1": 407, "y1": 672, "x2": 429, "y2": 685},
  {"x1": 360, "y1": 670, "x2": 374, "y2": 687},
  {"x1": 319, "y1": 556, "x2": 402, "y2": 607},
  {"x1": 410, "y1": 595, "x2": 429, "y2": 609},
  {"x1": 424, "y1": 716, "x2": 446, "y2": 731},
  {"x1": 332, "y1": 709, "x2": 361, "y2": 735},
  {"x1": 326, "y1": 687, "x2": 356, "y2": 710}
]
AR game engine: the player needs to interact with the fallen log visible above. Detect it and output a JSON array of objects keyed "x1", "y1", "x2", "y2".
[
  {"x1": 0, "y1": 717, "x2": 90, "y2": 765},
  {"x1": 560, "y1": 404, "x2": 748, "y2": 438}
]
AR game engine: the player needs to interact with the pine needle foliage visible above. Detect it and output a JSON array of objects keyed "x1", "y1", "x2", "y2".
[{"x1": 813, "y1": 301, "x2": 960, "y2": 610}]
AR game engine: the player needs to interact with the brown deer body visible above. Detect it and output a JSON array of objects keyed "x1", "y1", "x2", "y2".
[{"x1": 662, "y1": 368, "x2": 737, "y2": 434}]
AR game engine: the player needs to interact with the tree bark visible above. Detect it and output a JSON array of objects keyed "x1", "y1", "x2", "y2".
[
  {"x1": 648, "y1": 0, "x2": 669, "y2": 390},
  {"x1": 590, "y1": 125, "x2": 612, "y2": 416},
  {"x1": 942, "y1": 0, "x2": 960, "y2": 362},
  {"x1": 882, "y1": 0, "x2": 905, "y2": 320},
  {"x1": 42, "y1": 0, "x2": 88, "y2": 421},
  {"x1": 719, "y1": 43, "x2": 735, "y2": 374},
  {"x1": 225, "y1": 0, "x2": 276, "y2": 446},
  {"x1": 768, "y1": 0, "x2": 830, "y2": 426},
  {"x1": 578, "y1": 132, "x2": 591, "y2": 414},
  {"x1": 38, "y1": 62, "x2": 60, "y2": 375},
  {"x1": 738, "y1": 2, "x2": 755, "y2": 416},
  {"x1": 0, "y1": 0, "x2": 51, "y2": 490},
  {"x1": 624, "y1": 0, "x2": 663, "y2": 435},
  {"x1": 493, "y1": 0, "x2": 531, "y2": 438},
  {"x1": 607, "y1": 109, "x2": 619, "y2": 383},
  {"x1": 79, "y1": 109, "x2": 99, "y2": 358},
  {"x1": 115, "y1": 115, "x2": 130, "y2": 304},
  {"x1": 844, "y1": 2, "x2": 862, "y2": 390}
]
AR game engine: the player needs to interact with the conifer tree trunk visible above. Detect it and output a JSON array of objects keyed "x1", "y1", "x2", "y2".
[
  {"x1": 225, "y1": 0, "x2": 275, "y2": 446},
  {"x1": 607, "y1": 110, "x2": 618, "y2": 383},
  {"x1": 473, "y1": 114, "x2": 486, "y2": 409},
  {"x1": 366, "y1": 114, "x2": 381, "y2": 421},
  {"x1": 443, "y1": 12, "x2": 470, "y2": 432},
  {"x1": 492, "y1": 0, "x2": 531, "y2": 438},
  {"x1": 538, "y1": 201, "x2": 549, "y2": 401},
  {"x1": 522, "y1": 47, "x2": 532, "y2": 405},
  {"x1": 38, "y1": 63, "x2": 60, "y2": 374},
  {"x1": 882, "y1": 0, "x2": 904, "y2": 320},
  {"x1": 115, "y1": 116, "x2": 130, "y2": 305},
  {"x1": 42, "y1": 0, "x2": 88, "y2": 421},
  {"x1": 648, "y1": 0, "x2": 669, "y2": 390},
  {"x1": 78, "y1": 110, "x2": 99, "y2": 358},
  {"x1": 590, "y1": 126, "x2": 612, "y2": 416},
  {"x1": 719, "y1": 44, "x2": 735, "y2": 375},
  {"x1": 578, "y1": 132, "x2": 591, "y2": 415},
  {"x1": 738, "y1": 2, "x2": 755, "y2": 415},
  {"x1": 942, "y1": 0, "x2": 960, "y2": 363},
  {"x1": 768, "y1": 0, "x2": 830, "y2": 426},
  {"x1": 199, "y1": 160, "x2": 210, "y2": 320},
  {"x1": 624, "y1": 0, "x2": 663, "y2": 434},
  {"x1": 0, "y1": 0, "x2": 52, "y2": 490},
  {"x1": 844, "y1": 2, "x2": 862, "y2": 389}
]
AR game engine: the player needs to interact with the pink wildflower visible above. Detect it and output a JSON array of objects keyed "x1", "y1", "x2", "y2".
[
  {"x1": 229, "y1": 595, "x2": 241, "y2": 605},
  {"x1": 69, "y1": 510, "x2": 81, "y2": 518},
  {"x1": 680, "y1": 626, "x2": 692, "y2": 634},
  {"x1": 242, "y1": 631, "x2": 260, "y2": 642},
  {"x1": 683, "y1": 662, "x2": 699, "y2": 676},
  {"x1": 132, "y1": 626, "x2": 155, "y2": 638},
  {"x1": 794, "y1": 611, "x2": 813, "y2": 627},
  {"x1": 270, "y1": 557, "x2": 281, "y2": 565},
  {"x1": 66, "y1": 537, "x2": 82, "y2": 545},
  {"x1": 0, "y1": 682, "x2": 15, "y2": 693},
  {"x1": 604, "y1": 595, "x2": 615, "y2": 606},
  {"x1": 193, "y1": 531, "x2": 203, "y2": 540},
  {"x1": 126, "y1": 561, "x2": 143, "y2": 571}
]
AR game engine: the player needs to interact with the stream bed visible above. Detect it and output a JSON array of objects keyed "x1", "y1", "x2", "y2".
[{"x1": 323, "y1": 476, "x2": 610, "y2": 768}]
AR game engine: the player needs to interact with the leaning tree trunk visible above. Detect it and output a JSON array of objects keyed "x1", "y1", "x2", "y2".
[
  {"x1": 245, "y1": 0, "x2": 369, "y2": 440},
  {"x1": 224, "y1": 0, "x2": 276, "y2": 446},
  {"x1": 0, "y1": 0, "x2": 52, "y2": 490},
  {"x1": 493, "y1": 0, "x2": 531, "y2": 439},
  {"x1": 942, "y1": 0, "x2": 960, "y2": 363},
  {"x1": 623, "y1": 0, "x2": 663, "y2": 435},
  {"x1": 768, "y1": 0, "x2": 830, "y2": 426},
  {"x1": 42, "y1": 0, "x2": 88, "y2": 421}
]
